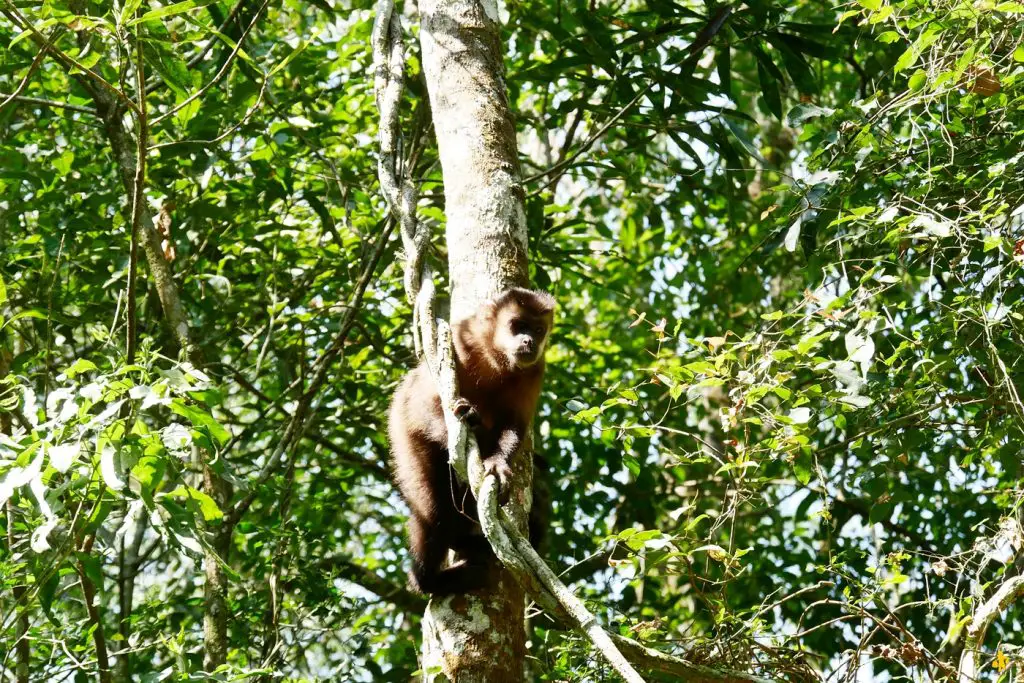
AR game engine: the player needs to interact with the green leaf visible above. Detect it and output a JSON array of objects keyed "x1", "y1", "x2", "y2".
[
  {"x1": 65, "y1": 358, "x2": 98, "y2": 378},
  {"x1": 165, "y1": 485, "x2": 223, "y2": 521},
  {"x1": 143, "y1": 30, "x2": 193, "y2": 97},
  {"x1": 170, "y1": 401, "x2": 231, "y2": 446},
  {"x1": 908, "y1": 70, "x2": 927, "y2": 92},
  {"x1": 857, "y1": 0, "x2": 881, "y2": 9},
  {"x1": 716, "y1": 46, "x2": 731, "y2": 95},
  {"x1": 206, "y1": 28, "x2": 260, "y2": 70},
  {"x1": 787, "y1": 103, "x2": 834, "y2": 126},
  {"x1": 132, "y1": 455, "x2": 166, "y2": 499},
  {"x1": 793, "y1": 460, "x2": 812, "y2": 485},
  {"x1": 119, "y1": 0, "x2": 144, "y2": 24},
  {"x1": 131, "y1": 0, "x2": 213, "y2": 24},
  {"x1": 755, "y1": 53, "x2": 784, "y2": 119},
  {"x1": 51, "y1": 150, "x2": 74, "y2": 178},
  {"x1": 723, "y1": 118, "x2": 767, "y2": 164},
  {"x1": 683, "y1": 361, "x2": 717, "y2": 375},
  {"x1": 894, "y1": 46, "x2": 918, "y2": 73},
  {"x1": 772, "y1": 38, "x2": 818, "y2": 94},
  {"x1": 9, "y1": 19, "x2": 58, "y2": 48}
]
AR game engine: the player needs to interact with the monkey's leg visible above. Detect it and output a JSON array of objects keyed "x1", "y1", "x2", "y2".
[
  {"x1": 407, "y1": 515, "x2": 450, "y2": 595},
  {"x1": 437, "y1": 533, "x2": 493, "y2": 594},
  {"x1": 528, "y1": 452, "x2": 549, "y2": 550},
  {"x1": 409, "y1": 515, "x2": 491, "y2": 594}
]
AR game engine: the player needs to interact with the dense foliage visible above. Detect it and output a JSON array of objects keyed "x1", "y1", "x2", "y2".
[{"x1": 1, "y1": 0, "x2": 1022, "y2": 680}]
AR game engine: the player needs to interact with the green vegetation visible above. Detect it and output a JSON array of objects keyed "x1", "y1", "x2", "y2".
[{"x1": 1, "y1": 0, "x2": 1022, "y2": 679}]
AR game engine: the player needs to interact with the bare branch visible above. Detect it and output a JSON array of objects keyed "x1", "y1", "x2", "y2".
[
  {"x1": 959, "y1": 573, "x2": 1024, "y2": 680},
  {"x1": 0, "y1": 40, "x2": 49, "y2": 114},
  {"x1": 225, "y1": 217, "x2": 396, "y2": 525},
  {"x1": 0, "y1": 93, "x2": 97, "y2": 115},
  {"x1": 126, "y1": 21, "x2": 147, "y2": 365}
]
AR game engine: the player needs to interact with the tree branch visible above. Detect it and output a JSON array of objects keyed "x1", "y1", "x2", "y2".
[
  {"x1": 958, "y1": 573, "x2": 1024, "y2": 680},
  {"x1": 225, "y1": 216, "x2": 396, "y2": 525},
  {"x1": 0, "y1": 38, "x2": 50, "y2": 114},
  {"x1": 0, "y1": 4, "x2": 139, "y2": 115},
  {"x1": 126, "y1": 20, "x2": 146, "y2": 366},
  {"x1": 75, "y1": 539, "x2": 112, "y2": 683},
  {"x1": 0, "y1": 93, "x2": 97, "y2": 115}
]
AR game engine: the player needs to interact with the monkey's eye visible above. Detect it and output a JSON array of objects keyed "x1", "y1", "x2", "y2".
[{"x1": 510, "y1": 320, "x2": 530, "y2": 335}]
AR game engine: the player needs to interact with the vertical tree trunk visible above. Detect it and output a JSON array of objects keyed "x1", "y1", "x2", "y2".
[
  {"x1": 418, "y1": 0, "x2": 531, "y2": 680},
  {"x1": 420, "y1": 0, "x2": 529, "y2": 308},
  {"x1": 1, "y1": 352, "x2": 30, "y2": 683},
  {"x1": 90, "y1": 87, "x2": 231, "y2": 674}
]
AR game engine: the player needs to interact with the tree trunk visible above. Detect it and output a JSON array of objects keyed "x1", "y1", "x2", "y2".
[
  {"x1": 418, "y1": 0, "x2": 532, "y2": 680},
  {"x1": 90, "y1": 87, "x2": 232, "y2": 674},
  {"x1": 2, "y1": 351, "x2": 30, "y2": 683}
]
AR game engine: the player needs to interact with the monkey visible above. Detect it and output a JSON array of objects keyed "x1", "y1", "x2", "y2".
[
  {"x1": 388, "y1": 288, "x2": 555, "y2": 595},
  {"x1": 156, "y1": 201, "x2": 176, "y2": 263}
]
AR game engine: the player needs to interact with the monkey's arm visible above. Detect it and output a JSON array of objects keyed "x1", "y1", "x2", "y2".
[{"x1": 476, "y1": 419, "x2": 528, "y2": 503}]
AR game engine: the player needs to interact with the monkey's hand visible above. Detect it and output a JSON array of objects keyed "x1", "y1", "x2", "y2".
[
  {"x1": 483, "y1": 459, "x2": 513, "y2": 505},
  {"x1": 453, "y1": 398, "x2": 481, "y2": 427}
]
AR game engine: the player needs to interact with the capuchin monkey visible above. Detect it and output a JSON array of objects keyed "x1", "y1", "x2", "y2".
[{"x1": 388, "y1": 288, "x2": 555, "y2": 595}]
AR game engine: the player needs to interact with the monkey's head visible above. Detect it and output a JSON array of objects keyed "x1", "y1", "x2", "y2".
[{"x1": 485, "y1": 288, "x2": 556, "y2": 369}]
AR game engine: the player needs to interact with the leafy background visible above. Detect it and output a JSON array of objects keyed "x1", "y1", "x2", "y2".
[{"x1": 1, "y1": 0, "x2": 1022, "y2": 680}]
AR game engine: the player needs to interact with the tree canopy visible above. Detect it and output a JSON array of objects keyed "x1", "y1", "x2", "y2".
[{"x1": 1, "y1": 0, "x2": 1023, "y2": 680}]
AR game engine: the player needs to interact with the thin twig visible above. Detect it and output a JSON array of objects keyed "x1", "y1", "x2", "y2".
[
  {"x1": 126, "y1": 21, "x2": 147, "y2": 365},
  {"x1": 150, "y1": 0, "x2": 269, "y2": 126},
  {"x1": 75, "y1": 538, "x2": 112, "y2": 683},
  {"x1": 225, "y1": 217, "x2": 397, "y2": 525},
  {"x1": 0, "y1": 94, "x2": 97, "y2": 115},
  {"x1": 0, "y1": 40, "x2": 50, "y2": 113}
]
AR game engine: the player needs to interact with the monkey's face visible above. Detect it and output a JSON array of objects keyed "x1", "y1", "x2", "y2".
[{"x1": 494, "y1": 304, "x2": 552, "y2": 368}]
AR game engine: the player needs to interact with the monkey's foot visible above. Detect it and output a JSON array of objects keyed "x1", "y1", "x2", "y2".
[{"x1": 453, "y1": 398, "x2": 481, "y2": 426}]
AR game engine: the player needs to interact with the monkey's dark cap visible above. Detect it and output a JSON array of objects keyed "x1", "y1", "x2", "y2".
[{"x1": 494, "y1": 288, "x2": 556, "y2": 314}]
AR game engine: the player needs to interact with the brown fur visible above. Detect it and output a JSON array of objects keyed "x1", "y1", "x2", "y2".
[{"x1": 388, "y1": 288, "x2": 555, "y2": 595}]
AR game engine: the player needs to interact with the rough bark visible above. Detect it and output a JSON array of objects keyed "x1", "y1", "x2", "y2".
[
  {"x1": 418, "y1": 0, "x2": 532, "y2": 679},
  {"x1": 420, "y1": 0, "x2": 529, "y2": 311},
  {"x1": 85, "y1": 89, "x2": 232, "y2": 672}
]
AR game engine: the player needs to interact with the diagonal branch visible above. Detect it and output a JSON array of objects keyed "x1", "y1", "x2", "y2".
[
  {"x1": 0, "y1": 4, "x2": 139, "y2": 115},
  {"x1": 958, "y1": 571, "x2": 1024, "y2": 680},
  {"x1": 149, "y1": 0, "x2": 270, "y2": 126},
  {"x1": 0, "y1": 94, "x2": 97, "y2": 115},
  {"x1": 0, "y1": 38, "x2": 50, "y2": 114},
  {"x1": 224, "y1": 217, "x2": 396, "y2": 526}
]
